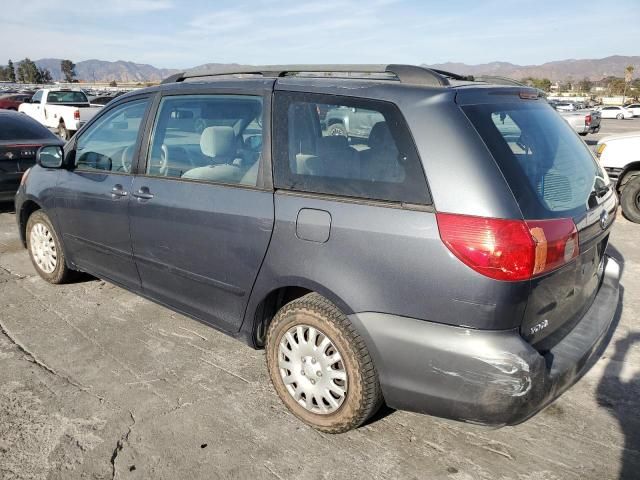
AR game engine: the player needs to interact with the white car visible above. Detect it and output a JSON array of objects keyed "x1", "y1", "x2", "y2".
[
  {"x1": 598, "y1": 106, "x2": 634, "y2": 120},
  {"x1": 596, "y1": 132, "x2": 640, "y2": 222},
  {"x1": 18, "y1": 89, "x2": 102, "y2": 140},
  {"x1": 624, "y1": 103, "x2": 640, "y2": 117},
  {"x1": 554, "y1": 102, "x2": 576, "y2": 112}
]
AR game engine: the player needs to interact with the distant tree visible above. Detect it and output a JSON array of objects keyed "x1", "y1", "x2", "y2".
[
  {"x1": 109, "y1": 80, "x2": 117, "y2": 87},
  {"x1": 578, "y1": 78, "x2": 593, "y2": 93},
  {"x1": 7, "y1": 59, "x2": 15, "y2": 82},
  {"x1": 557, "y1": 81, "x2": 572, "y2": 93},
  {"x1": 38, "y1": 67, "x2": 52, "y2": 84},
  {"x1": 523, "y1": 77, "x2": 552, "y2": 92},
  {"x1": 625, "y1": 65, "x2": 634, "y2": 83},
  {"x1": 0, "y1": 66, "x2": 7, "y2": 81},
  {"x1": 607, "y1": 78, "x2": 626, "y2": 96},
  {"x1": 17, "y1": 58, "x2": 40, "y2": 83},
  {"x1": 60, "y1": 59, "x2": 76, "y2": 83}
]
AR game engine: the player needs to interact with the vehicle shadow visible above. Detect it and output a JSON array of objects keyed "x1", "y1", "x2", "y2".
[
  {"x1": 0, "y1": 201, "x2": 15, "y2": 213},
  {"x1": 596, "y1": 247, "x2": 640, "y2": 480}
]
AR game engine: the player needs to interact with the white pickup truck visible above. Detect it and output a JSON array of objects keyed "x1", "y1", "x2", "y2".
[
  {"x1": 18, "y1": 89, "x2": 102, "y2": 140},
  {"x1": 596, "y1": 132, "x2": 640, "y2": 223}
]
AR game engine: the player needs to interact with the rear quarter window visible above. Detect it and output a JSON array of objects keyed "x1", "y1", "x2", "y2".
[
  {"x1": 463, "y1": 102, "x2": 606, "y2": 219},
  {"x1": 273, "y1": 91, "x2": 430, "y2": 205}
]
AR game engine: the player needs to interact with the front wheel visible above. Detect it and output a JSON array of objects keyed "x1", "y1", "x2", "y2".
[
  {"x1": 266, "y1": 293, "x2": 382, "y2": 433},
  {"x1": 620, "y1": 174, "x2": 640, "y2": 223},
  {"x1": 26, "y1": 210, "x2": 75, "y2": 283},
  {"x1": 616, "y1": 113, "x2": 624, "y2": 120}
]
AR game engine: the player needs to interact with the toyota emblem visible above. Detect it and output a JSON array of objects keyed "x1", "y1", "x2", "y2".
[{"x1": 600, "y1": 210, "x2": 609, "y2": 230}]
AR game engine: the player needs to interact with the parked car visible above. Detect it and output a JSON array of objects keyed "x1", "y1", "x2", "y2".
[
  {"x1": 598, "y1": 106, "x2": 634, "y2": 119},
  {"x1": 624, "y1": 103, "x2": 640, "y2": 117},
  {"x1": 554, "y1": 102, "x2": 577, "y2": 111},
  {"x1": 559, "y1": 109, "x2": 601, "y2": 136},
  {"x1": 596, "y1": 132, "x2": 640, "y2": 222},
  {"x1": 88, "y1": 95, "x2": 115, "y2": 107},
  {"x1": 0, "y1": 94, "x2": 33, "y2": 111},
  {"x1": 0, "y1": 110, "x2": 64, "y2": 201},
  {"x1": 18, "y1": 89, "x2": 102, "y2": 140},
  {"x1": 15, "y1": 64, "x2": 619, "y2": 434},
  {"x1": 324, "y1": 106, "x2": 385, "y2": 139}
]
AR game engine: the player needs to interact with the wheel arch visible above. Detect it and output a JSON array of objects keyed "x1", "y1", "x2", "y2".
[
  {"x1": 19, "y1": 199, "x2": 42, "y2": 247},
  {"x1": 617, "y1": 163, "x2": 640, "y2": 192},
  {"x1": 243, "y1": 278, "x2": 354, "y2": 348}
]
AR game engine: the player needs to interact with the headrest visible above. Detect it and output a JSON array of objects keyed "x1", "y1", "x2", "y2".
[
  {"x1": 316, "y1": 135, "x2": 349, "y2": 155},
  {"x1": 200, "y1": 126, "x2": 235, "y2": 158},
  {"x1": 368, "y1": 122, "x2": 393, "y2": 149}
]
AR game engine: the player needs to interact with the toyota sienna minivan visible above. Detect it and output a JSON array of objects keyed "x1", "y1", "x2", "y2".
[{"x1": 15, "y1": 65, "x2": 620, "y2": 433}]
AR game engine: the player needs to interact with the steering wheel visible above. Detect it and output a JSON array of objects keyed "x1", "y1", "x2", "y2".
[{"x1": 121, "y1": 145, "x2": 135, "y2": 173}]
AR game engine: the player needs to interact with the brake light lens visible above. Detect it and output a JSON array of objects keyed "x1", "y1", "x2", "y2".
[
  {"x1": 436, "y1": 213, "x2": 579, "y2": 281},
  {"x1": 74, "y1": 109, "x2": 80, "y2": 120},
  {"x1": 585, "y1": 114, "x2": 592, "y2": 126}
]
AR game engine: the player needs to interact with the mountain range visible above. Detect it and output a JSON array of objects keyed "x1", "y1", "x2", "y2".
[
  {"x1": 426, "y1": 55, "x2": 639, "y2": 82},
  {"x1": 27, "y1": 55, "x2": 640, "y2": 83}
]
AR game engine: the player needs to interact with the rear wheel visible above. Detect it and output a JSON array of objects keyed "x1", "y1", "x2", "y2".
[
  {"x1": 57, "y1": 122, "x2": 70, "y2": 140},
  {"x1": 327, "y1": 123, "x2": 347, "y2": 137},
  {"x1": 26, "y1": 210, "x2": 75, "y2": 283},
  {"x1": 620, "y1": 174, "x2": 640, "y2": 223},
  {"x1": 266, "y1": 293, "x2": 382, "y2": 433}
]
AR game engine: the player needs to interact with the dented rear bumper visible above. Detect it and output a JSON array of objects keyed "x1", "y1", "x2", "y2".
[{"x1": 348, "y1": 256, "x2": 620, "y2": 426}]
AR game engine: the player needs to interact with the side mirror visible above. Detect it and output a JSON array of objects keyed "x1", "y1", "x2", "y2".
[{"x1": 37, "y1": 145, "x2": 64, "y2": 168}]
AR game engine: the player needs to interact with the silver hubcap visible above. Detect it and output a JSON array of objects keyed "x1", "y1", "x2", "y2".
[
  {"x1": 278, "y1": 324, "x2": 348, "y2": 414},
  {"x1": 30, "y1": 222, "x2": 57, "y2": 273}
]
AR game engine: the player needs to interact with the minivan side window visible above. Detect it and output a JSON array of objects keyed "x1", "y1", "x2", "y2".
[
  {"x1": 75, "y1": 98, "x2": 149, "y2": 173},
  {"x1": 273, "y1": 92, "x2": 430, "y2": 204},
  {"x1": 145, "y1": 95, "x2": 263, "y2": 187}
]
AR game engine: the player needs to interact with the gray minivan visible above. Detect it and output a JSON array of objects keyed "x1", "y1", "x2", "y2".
[{"x1": 15, "y1": 65, "x2": 620, "y2": 433}]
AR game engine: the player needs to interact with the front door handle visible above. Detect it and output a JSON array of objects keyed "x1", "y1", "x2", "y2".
[
  {"x1": 111, "y1": 184, "x2": 128, "y2": 198},
  {"x1": 132, "y1": 186, "x2": 154, "y2": 200}
]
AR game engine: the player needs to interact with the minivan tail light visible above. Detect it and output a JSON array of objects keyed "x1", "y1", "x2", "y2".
[
  {"x1": 436, "y1": 213, "x2": 579, "y2": 282},
  {"x1": 74, "y1": 109, "x2": 80, "y2": 120}
]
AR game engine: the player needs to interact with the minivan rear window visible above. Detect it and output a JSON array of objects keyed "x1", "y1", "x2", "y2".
[{"x1": 463, "y1": 102, "x2": 607, "y2": 219}]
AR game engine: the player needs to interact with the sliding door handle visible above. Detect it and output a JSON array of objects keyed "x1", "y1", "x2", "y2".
[
  {"x1": 111, "y1": 184, "x2": 128, "y2": 198},
  {"x1": 132, "y1": 186, "x2": 154, "y2": 200}
]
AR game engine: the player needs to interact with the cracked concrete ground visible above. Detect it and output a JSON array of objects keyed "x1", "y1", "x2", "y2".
[{"x1": 0, "y1": 203, "x2": 638, "y2": 480}]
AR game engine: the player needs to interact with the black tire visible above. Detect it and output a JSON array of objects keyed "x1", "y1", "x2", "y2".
[
  {"x1": 579, "y1": 132, "x2": 587, "y2": 136},
  {"x1": 26, "y1": 210, "x2": 75, "y2": 283},
  {"x1": 57, "y1": 122, "x2": 70, "y2": 141},
  {"x1": 616, "y1": 113, "x2": 624, "y2": 120},
  {"x1": 327, "y1": 123, "x2": 347, "y2": 137},
  {"x1": 620, "y1": 174, "x2": 640, "y2": 223},
  {"x1": 266, "y1": 293, "x2": 383, "y2": 433}
]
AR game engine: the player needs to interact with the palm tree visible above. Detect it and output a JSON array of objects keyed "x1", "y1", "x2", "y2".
[{"x1": 623, "y1": 65, "x2": 634, "y2": 104}]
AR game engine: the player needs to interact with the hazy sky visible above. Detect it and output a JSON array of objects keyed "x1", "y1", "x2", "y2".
[{"x1": 1, "y1": 0, "x2": 638, "y2": 68}]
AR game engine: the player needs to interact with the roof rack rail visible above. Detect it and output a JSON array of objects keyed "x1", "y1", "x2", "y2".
[
  {"x1": 475, "y1": 75, "x2": 526, "y2": 87},
  {"x1": 160, "y1": 64, "x2": 450, "y2": 88},
  {"x1": 429, "y1": 69, "x2": 475, "y2": 82}
]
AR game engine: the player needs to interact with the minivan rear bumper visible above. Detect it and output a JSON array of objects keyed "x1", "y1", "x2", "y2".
[{"x1": 348, "y1": 256, "x2": 620, "y2": 426}]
